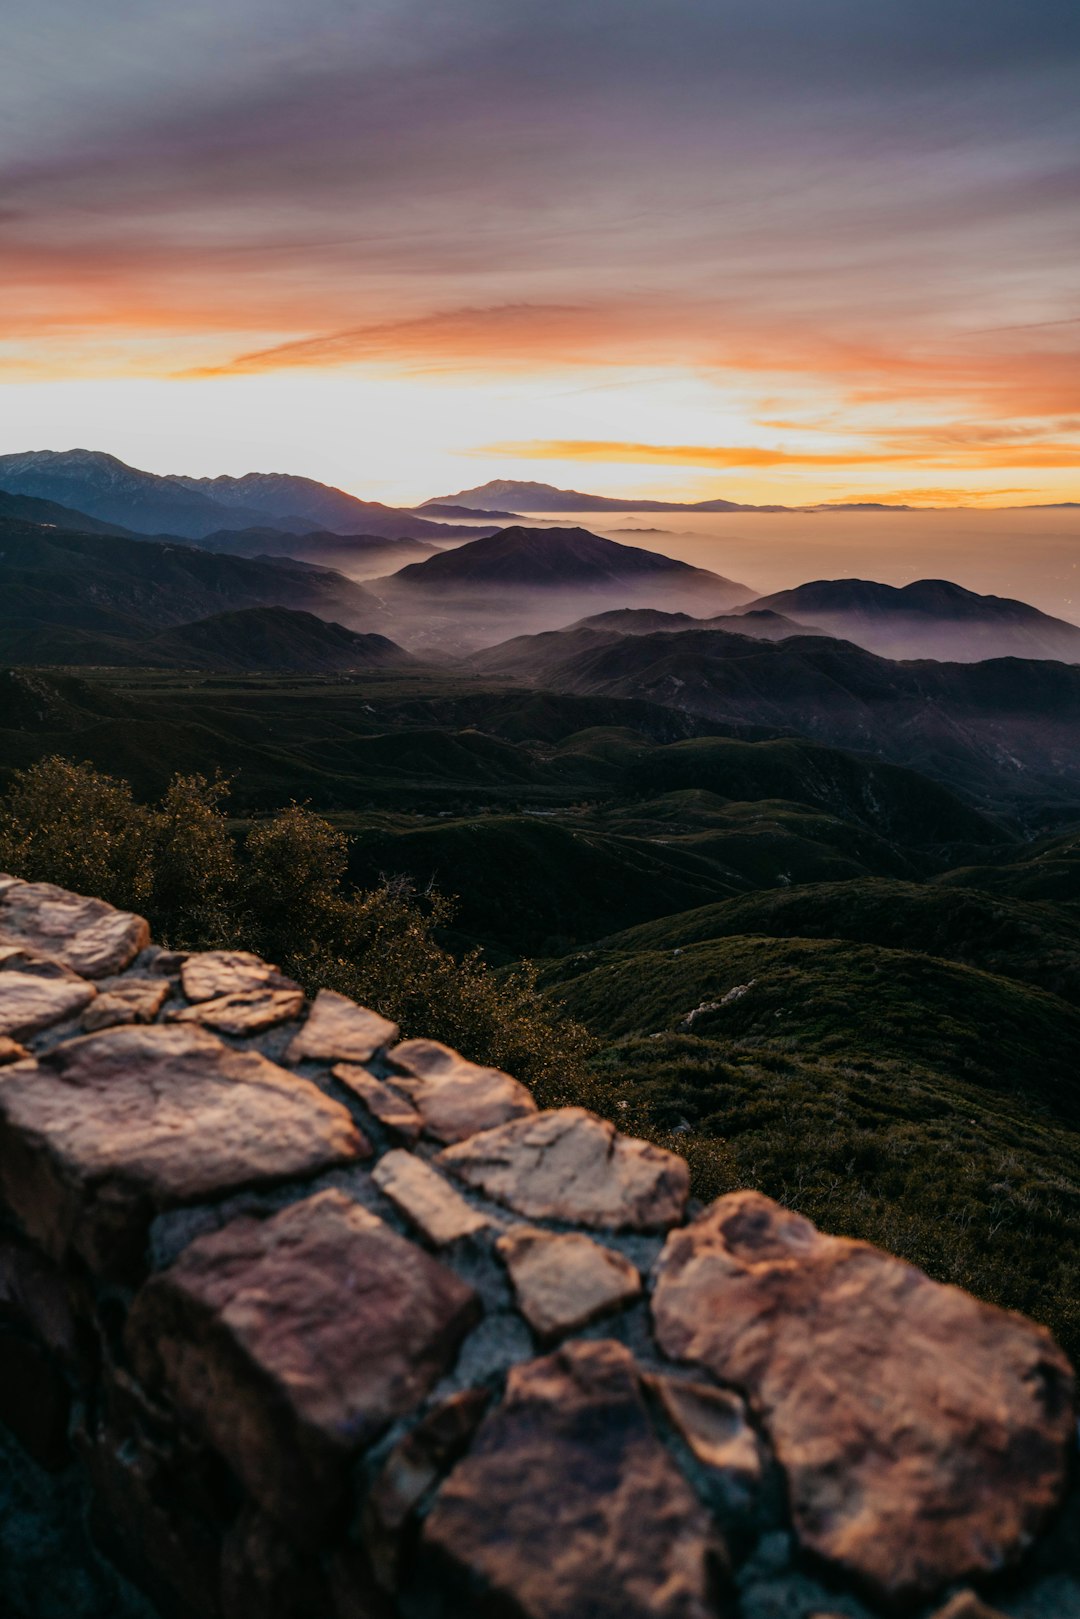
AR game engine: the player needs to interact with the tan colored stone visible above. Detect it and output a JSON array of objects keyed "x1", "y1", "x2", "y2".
[
  {"x1": 650, "y1": 1377, "x2": 763, "y2": 1485},
  {"x1": 496, "y1": 1226, "x2": 641, "y2": 1340},
  {"x1": 0, "y1": 878, "x2": 149, "y2": 977},
  {"x1": 651, "y1": 1190, "x2": 1076, "y2": 1605},
  {"x1": 180, "y1": 949, "x2": 298, "y2": 1003},
  {"x1": 931, "y1": 1596, "x2": 1008, "y2": 1619},
  {"x1": 286, "y1": 988, "x2": 398, "y2": 1065},
  {"x1": 387, "y1": 1037, "x2": 536, "y2": 1143},
  {"x1": 171, "y1": 986, "x2": 305, "y2": 1035},
  {"x1": 439, "y1": 1107, "x2": 689, "y2": 1232},
  {"x1": 0, "y1": 969, "x2": 96, "y2": 1038},
  {"x1": 82, "y1": 976, "x2": 169, "y2": 1031},
  {"x1": 126, "y1": 1189, "x2": 481, "y2": 1536},
  {"x1": 0, "y1": 1022, "x2": 367, "y2": 1277},
  {"x1": 334, "y1": 1064, "x2": 422, "y2": 1142},
  {"x1": 421, "y1": 1339, "x2": 727, "y2": 1619},
  {"x1": 372, "y1": 1149, "x2": 488, "y2": 1245},
  {"x1": 363, "y1": 1388, "x2": 490, "y2": 1592},
  {"x1": 0, "y1": 1035, "x2": 28, "y2": 1064}
]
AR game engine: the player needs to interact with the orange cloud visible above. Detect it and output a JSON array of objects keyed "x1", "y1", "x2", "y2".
[{"x1": 476, "y1": 438, "x2": 1080, "y2": 471}]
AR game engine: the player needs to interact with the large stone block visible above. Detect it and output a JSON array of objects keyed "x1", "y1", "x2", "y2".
[
  {"x1": 0, "y1": 1023, "x2": 366, "y2": 1277},
  {"x1": 439, "y1": 1107, "x2": 689, "y2": 1231},
  {"x1": 651, "y1": 1190, "x2": 1077, "y2": 1605},
  {"x1": 421, "y1": 1338, "x2": 727, "y2": 1619},
  {"x1": 0, "y1": 878, "x2": 150, "y2": 977},
  {"x1": 126, "y1": 1190, "x2": 481, "y2": 1538},
  {"x1": 387, "y1": 1038, "x2": 536, "y2": 1143}
]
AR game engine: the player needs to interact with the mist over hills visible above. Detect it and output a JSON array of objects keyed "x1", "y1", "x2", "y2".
[
  {"x1": 748, "y1": 578, "x2": 1080, "y2": 663},
  {"x1": 0, "y1": 519, "x2": 386, "y2": 662},
  {"x1": 192, "y1": 526, "x2": 435, "y2": 579},
  {"x1": 372, "y1": 525, "x2": 753, "y2": 652}
]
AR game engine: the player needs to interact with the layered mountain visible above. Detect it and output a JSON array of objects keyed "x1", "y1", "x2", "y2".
[
  {"x1": 191, "y1": 526, "x2": 436, "y2": 579},
  {"x1": 171, "y1": 470, "x2": 491, "y2": 540},
  {"x1": 0, "y1": 519, "x2": 384, "y2": 662},
  {"x1": 745, "y1": 578, "x2": 1080, "y2": 663},
  {"x1": 370, "y1": 525, "x2": 754, "y2": 654},
  {"x1": 421, "y1": 479, "x2": 778, "y2": 513},
  {"x1": 473, "y1": 619, "x2": 1080, "y2": 811},
  {"x1": 0, "y1": 450, "x2": 486, "y2": 543}
]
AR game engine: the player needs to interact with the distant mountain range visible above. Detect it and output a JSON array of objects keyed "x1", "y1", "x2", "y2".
[
  {"x1": 746, "y1": 578, "x2": 1080, "y2": 663},
  {"x1": 0, "y1": 450, "x2": 490, "y2": 542},
  {"x1": 420, "y1": 478, "x2": 784, "y2": 513}
]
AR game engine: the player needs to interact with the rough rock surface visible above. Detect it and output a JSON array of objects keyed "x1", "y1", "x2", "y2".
[
  {"x1": 286, "y1": 988, "x2": 398, "y2": 1064},
  {"x1": 496, "y1": 1225, "x2": 641, "y2": 1340},
  {"x1": 125, "y1": 1190, "x2": 481, "y2": 1533},
  {"x1": 651, "y1": 1190, "x2": 1076, "y2": 1603},
  {"x1": 439, "y1": 1107, "x2": 689, "y2": 1230},
  {"x1": 388, "y1": 1038, "x2": 536, "y2": 1143},
  {"x1": 0, "y1": 1023, "x2": 365, "y2": 1276},
  {"x1": 363, "y1": 1389, "x2": 490, "y2": 1591},
  {"x1": 333, "y1": 1064, "x2": 422, "y2": 1141},
  {"x1": 82, "y1": 977, "x2": 169, "y2": 1031},
  {"x1": 422, "y1": 1339, "x2": 726, "y2": 1619},
  {"x1": 180, "y1": 949, "x2": 299, "y2": 1003},
  {"x1": 0, "y1": 877, "x2": 149, "y2": 976},
  {"x1": 171, "y1": 986, "x2": 305, "y2": 1035},
  {"x1": 0, "y1": 877, "x2": 1076, "y2": 1619},
  {"x1": 372, "y1": 1150, "x2": 488, "y2": 1245},
  {"x1": 0, "y1": 969, "x2": 96, "y2": 1038}
]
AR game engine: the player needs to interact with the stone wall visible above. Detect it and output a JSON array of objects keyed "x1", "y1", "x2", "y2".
[{"x1": 0, "y1": 873, "x2": 1077, "y2": 1619}]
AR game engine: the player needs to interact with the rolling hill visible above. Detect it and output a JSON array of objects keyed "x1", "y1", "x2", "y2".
[
  {"x1": 0, "y1": 519, "x2": 385, "y2": 661},
  {"x1": 129, "y1": 608, "x2": 415, "y2": 674},
  {"x1": 474, "y1": 619, "x2": 1080, "y2": 812},
  {"x1": 745, "y1": 578, "x2": 1080, "y2": 663}
]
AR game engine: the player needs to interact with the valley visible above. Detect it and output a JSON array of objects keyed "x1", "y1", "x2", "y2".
[{"x1": 2, "y1": 459, "x2": 1079, "y2": 1360}]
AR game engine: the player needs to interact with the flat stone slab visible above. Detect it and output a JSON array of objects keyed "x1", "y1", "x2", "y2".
[
  {"x1": 82, "y1": 977, "x2": 169, "y2": 1031},
  {"x1": 171, "y1": 986, "x2": 305, "y2": 1035},
  {"x1": 180, "y1": 950, "x2": 299, "y2": 1003},
  {"x1": 496, "y1": 1226, "x2": 641, "y2": 1340},
  {"x1": 334, "y1": 1064, "x2": 422, "y2": 1142},
  {"x1": 0, "y1": 878, "x2": 149, "y2": 977},
  {"x1": 438, "y1": 1107, "x2": 689, "y2": 1231},
  {"x1": 422, "y1": 1338, "x2": 725, "y2": 1619},
  {"x1": 387, "y1": 1038, "x2": 536, "y2": 1143},
  {"x1": 126, "y1": 1189, "x2": 481, "y2": 1534},
  {"x1": 0, "y1": 970, "x2": 96, "y2": 1039},
  {"x1": 372, "y1": 1150, "x2": 488, "y2": 1245},
  {"x1": 651, "y1": 1190, "x2": 1077, "y2": 1605},
  {"x1": 0, "y1": 1023, "x2": 367, "y2": 1277},
  {"x1": 286, "y1": 989, "x2": 398, "y2": 1065}
]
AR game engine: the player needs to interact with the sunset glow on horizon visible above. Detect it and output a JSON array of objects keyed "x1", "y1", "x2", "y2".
[{"x1": 2, "y1": 1, "x2": 1078, "y2": 508}]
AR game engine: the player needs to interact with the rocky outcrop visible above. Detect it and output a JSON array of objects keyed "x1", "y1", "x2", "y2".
[{"x1": 0, "y1": 873, "x2": 1076, "y2": 1619}]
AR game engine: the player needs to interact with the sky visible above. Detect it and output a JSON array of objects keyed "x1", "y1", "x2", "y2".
[{"x1": 1, "y1": 0, "x2": 1078, "y2": 507}]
